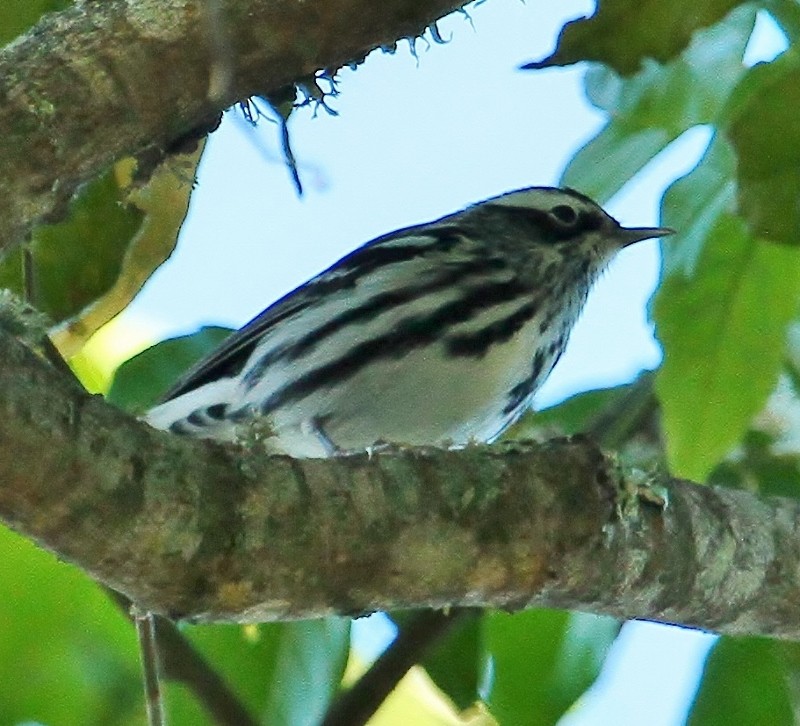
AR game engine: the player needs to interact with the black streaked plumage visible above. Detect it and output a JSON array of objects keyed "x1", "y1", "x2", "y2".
[{"x1": 146, "y1": 187, "x2": 671, "y2": 456}]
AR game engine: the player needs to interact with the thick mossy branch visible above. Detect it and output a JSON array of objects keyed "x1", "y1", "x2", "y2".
[
  {"x1": 0, "y1": 0, "x2": 467, "y2": 250},
  {"x1": 2, "y1": 328, "x2": 800, "y2": 637}
]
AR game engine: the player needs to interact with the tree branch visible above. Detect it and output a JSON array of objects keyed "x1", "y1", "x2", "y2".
[
  {"x1": 322, "y1": 610, "x2": 467, "y2": 726},
  {"x1": 2, "y1": 328, "x2": 800, "y2": 639},
  {"x1": 0, "y1": 0, "x2": 467, "y2": 251}
]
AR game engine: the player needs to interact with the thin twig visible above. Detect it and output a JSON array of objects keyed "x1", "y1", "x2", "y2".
[
  {"x1": 109, "y1": 589, "x2": 259, "y2": 726},
  {"x1": 132, "y1": 607, "x2": 167, "y2": 726},
  {"x1": 22, "y1": 244, "x2": 35, "y2": 305},
  {"x1": 321, "y1": 609, "x2": 467, "y2": 726}
]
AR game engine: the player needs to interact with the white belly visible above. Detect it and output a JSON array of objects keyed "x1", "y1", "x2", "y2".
[{"x1": 259, "y1": 311, "x2": 567, "y2": 457}]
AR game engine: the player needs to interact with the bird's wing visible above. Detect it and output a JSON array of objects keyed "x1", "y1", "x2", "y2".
[{"x1": 157, "y1": 221, "x2": 471, "y2": 402}]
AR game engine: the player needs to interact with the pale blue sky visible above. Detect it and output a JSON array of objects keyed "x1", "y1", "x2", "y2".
[{"x1": 122, "y1": 1, "x2": 786, "y2": 722}]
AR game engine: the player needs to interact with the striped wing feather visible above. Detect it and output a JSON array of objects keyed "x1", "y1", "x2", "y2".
[{"x1": 159, "y1": 222, "x2": 473, "y2": 403}]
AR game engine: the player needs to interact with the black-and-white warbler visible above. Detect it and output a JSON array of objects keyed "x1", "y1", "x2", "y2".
[{"x1": 146, "y1": 187, "x2": 671, "y2": 456}]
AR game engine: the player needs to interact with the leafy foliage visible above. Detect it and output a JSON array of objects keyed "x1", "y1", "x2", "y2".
[
  {"x1": 0, "y1": 0, "x2": 71, "y2": 45},
  {"x1": 409, "y1": 610, "x2": 484, "y2": 710},
  {"x1": 0, "y1": 167, "x2": 144, "y2": 322},
  {"x1": 655, "y1": 138, "x2": 800, "y2": 480},
  {"x1": 559, "y1": 4, "x2": 756, "y2": 203},
  {"x1": 528, "y1": 0, "x2": 743, "y2": 75},
  {"x1": 483, "y1": 610, "x2": 619, "y2": 725},
  {"x1": 727, "y1": 47, "x2": 800, "y2": 242},
  {"x1": 0, "y1": 524, "x2": 349, "y2": 726},
  {"x1": 108, "y1": 326, "x2": 233, "y2": 414},
  {"x1": 688, "y1": 637, "x2": 799, "y2": 725},
  {"x1": 0, "y1": 152, "x2": 198, "y2": 358},
  {"x1": 0, "y1": 526, "x2": 142, "y2": 726}
]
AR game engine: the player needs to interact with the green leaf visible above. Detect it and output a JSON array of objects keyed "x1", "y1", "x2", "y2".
[
  {"x1": 706, "y1": 360, "x2": 800, "y2": 497},
  {"x1": 658, "y1": 137, "x2": 737, "y2": 278},
  {"x1": 484, "y1": 609, "x2": 619, "y2": 726},
  {"x1": 1, "y1": 524, "x2": 350, "y2": 726},
  {"x1": 708, "y1": 429, "x2": 800, "y2": 498},
  {"x1": 725, "y1": 48, "x2": 800, "y2": 244},
  {"x1": 654, "y1": 203, "x2": 800, "y2": 480},
  {"x1": 529, "y1": 0, "x2": 743, "y2": 76},
  {"x1": 50, "y1": 150, "x2": 202, "y2": 357},
  {"x1": 688, "y1": 636, "x2": 797, "y2": 726},
  {"x1": 420, "y1": 611, "x2": 484, "y2": 711},
  {"x1": 0, "y1": 151, "x2": 199, "y2": 357},
  {"x1": 0, "y1": 525, "x2": 141, "y2": 726},
  {"x1": 172, "y1": 619, "x2": 349, "y2": 726},
  {"x1": 560, "y1": 4, "x2": 755, "y2": 202},
  {"x1": 506, "y1": 383, "x2": 635, "y2": 440},
  {"x1": 561, "y1": 124, "x2": 671, "y2": 207},
  {"x1": 107, "y1": 326, "x2": 233, "y2": 414},
  {"x1": 164, "y1": 623, "x2": 283, "y2": 726},
  {"x1": 261, "y1": 619, "x2": 351, "y2": 726},
  {"x1": 0, "y1": 0, "x2": 70, "y2": 45},
  {"x1": 0, "y1": 167, "x2": 143, "y2": 323}
]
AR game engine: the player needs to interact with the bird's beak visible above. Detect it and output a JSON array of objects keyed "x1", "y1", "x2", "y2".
[{"x1": 615, "y1": 226, "x2": 674, "y2": 247}]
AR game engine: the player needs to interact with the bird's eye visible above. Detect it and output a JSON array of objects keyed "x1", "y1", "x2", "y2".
[{"x1": 551, "y1": 204, "x2": 578, "y2": 224}]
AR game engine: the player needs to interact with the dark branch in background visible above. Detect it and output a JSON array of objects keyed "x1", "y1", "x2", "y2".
[
  {"x1": 153, "y1": 618, "x2": 260, "y2": 726},
  {"x1": 0, "y1": 0, "x2": 468, "y2": 251},
  {"x1": 322, "y1": 610, "x2": 467, "y2": 726},
  {"x1": 153, "y1": 619, "x2": 260, "y2": 726},
  {"x1": 108, "y1": 590, "x2": 259, "y2": 726},
  {"x1": 3, "y1": 328, "x2": 800, "y2": 639},
  {"x1": 585, "y1": 371, "x2": 660, "y2": 449}
]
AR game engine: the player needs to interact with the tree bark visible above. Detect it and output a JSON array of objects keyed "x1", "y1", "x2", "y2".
[
  {"x1": 2, "y1": 1, "x2": 799, "y2": 642},
  {"x1": 2, "y1": 327, "x2": 800, "y2": 639},
  {"x1": 0, "y1": 0, "x2": 466, "y2": 251}
]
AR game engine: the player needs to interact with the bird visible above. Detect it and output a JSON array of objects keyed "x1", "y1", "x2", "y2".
[{"x1": 145, "y1": 186, "x2": 671, "y2": 457}]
